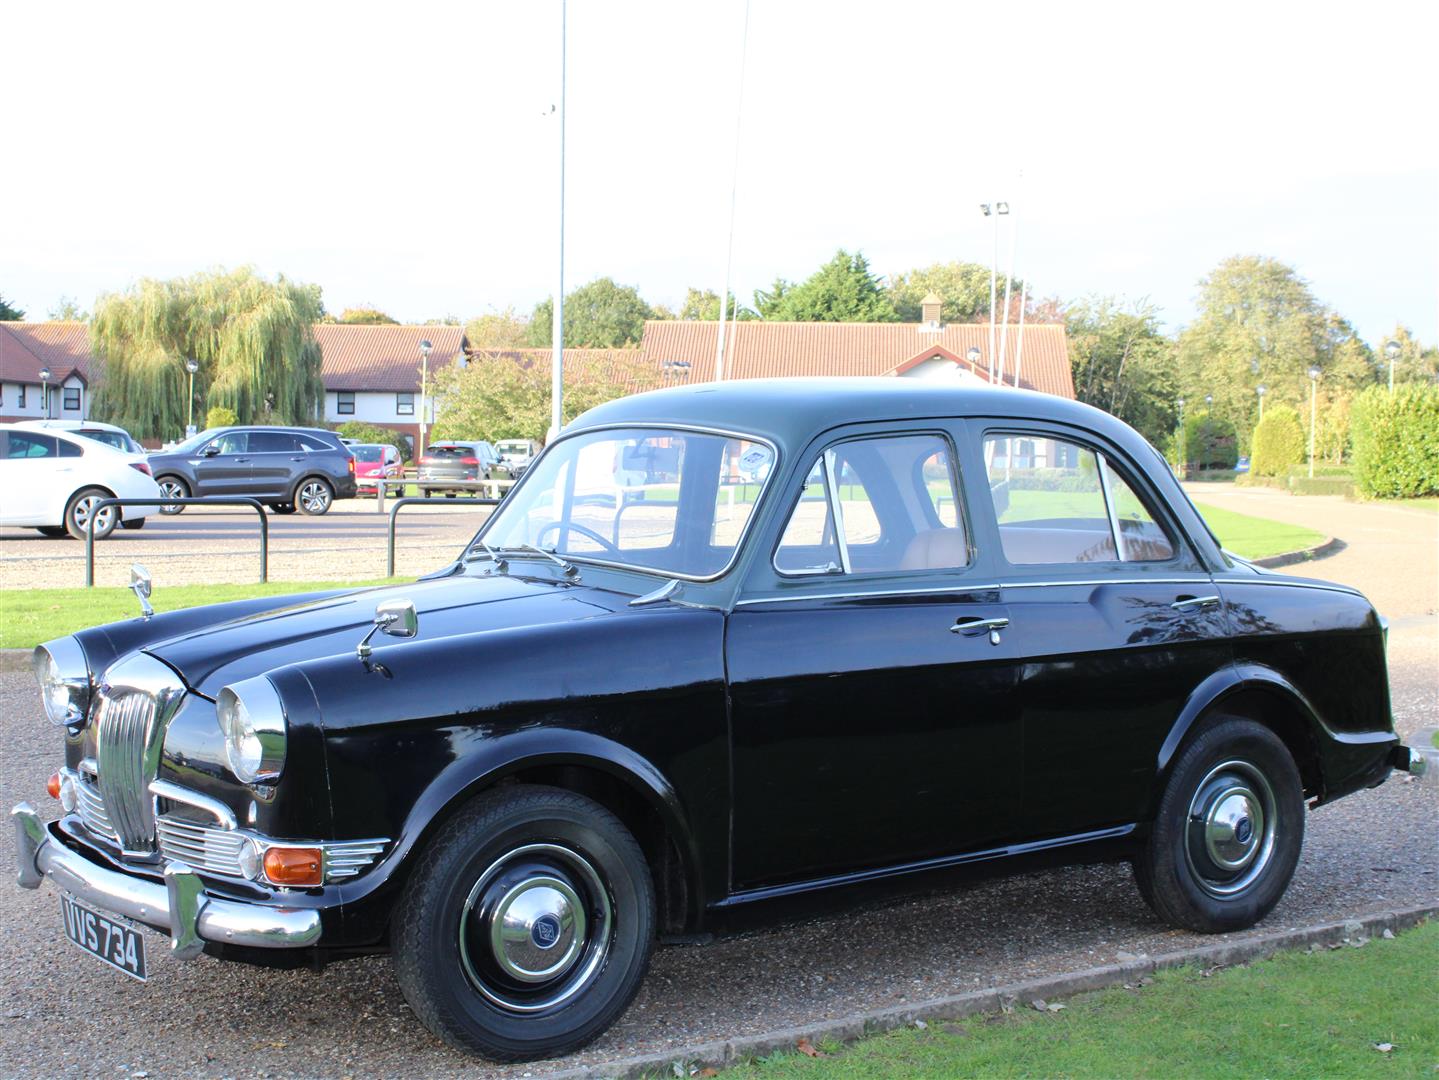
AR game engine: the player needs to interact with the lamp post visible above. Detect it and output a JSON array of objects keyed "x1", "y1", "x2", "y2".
[
  {"x1": 1205, "y1": 394, "x2": 1213, "y2": 410},
  {"x1": 418, "y1": 339, "x2": 433, "y2": 460},
  {"x1": 980, "y1": 202, "x2": 1007, "y2": 382},
  {"x1": 1384, "y1": 339, "x2": 1401, "y2": 392},
  {"x1": 1256, "y1": 384, "x2": 1266, "y2": 422},
  {"x1": 38, "y1": 367, "x2": 51, "y2": 419},
  {"x1": 1307, "y1": 366, "x2": 1321, "y2": 478},
  {"x1": 1176, "y1": 398, "x2": 1186, "y2": 478},
  {"x1": 184, "y1": 359, "x2": 199, "y2": 435},
  {"x1": 965, "y1": 345, "x2": 981, "y2": 376}
]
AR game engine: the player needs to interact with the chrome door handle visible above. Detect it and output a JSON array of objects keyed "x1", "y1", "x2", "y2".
[
  {"x1": 951, "y1": 616, "x2": 1010, "y2": 645},
  {"x1": 1171, "y1": 595, "x2": 1221, "y2": 611}
]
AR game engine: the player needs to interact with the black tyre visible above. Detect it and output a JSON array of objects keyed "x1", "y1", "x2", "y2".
[
  {"x1": 393, "y1": 785, "x2": 655, "y2": 1061},
  {"x1": 120, "y1": 517, "x2": 145, "y2": 531},
  {"x1": 1134, "y1": 718, "x2": 1304, "y2": 933},
  {"x1": 35, "y1": 526, "x2": 68, "y2": 538},
  {"x1": 294, "y1": 477, "x2": 333, "y2": 515},
  {"x1": 64, "y1": 487, "x2": 117, "y2": 541},
  {"x1": 270, "y1": 502, "x2": 297, "y2": 515},
  {"x1": 156, "y1": 476, "x2": 188, "y2": 515}
]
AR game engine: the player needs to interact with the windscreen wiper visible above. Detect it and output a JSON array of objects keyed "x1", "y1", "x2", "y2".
[
  {"x1": 461, "y1": 539, "x2": 508, "y2": 570},
  {"x1": 499, "y1": 543, "x2": 580, "y2": 579}
]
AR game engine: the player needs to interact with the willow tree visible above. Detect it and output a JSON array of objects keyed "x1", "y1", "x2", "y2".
[{"x1": 90, "y1": 267, "x2": 325, "y2": 440}]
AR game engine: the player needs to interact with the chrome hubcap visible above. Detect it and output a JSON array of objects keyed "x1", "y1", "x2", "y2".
[
  {"x1": 299, "y1": 482, "x2": 329, "y2": 512},
  {"x1": 459, "y1": 843, "x2": 613, "y2": 1013},
  {"x1": 1185, "y1": 760, "x2": 1277, "y2": 898},
  {"x1": 73, "y1": 497, "x2": 113, "y2": 532}
]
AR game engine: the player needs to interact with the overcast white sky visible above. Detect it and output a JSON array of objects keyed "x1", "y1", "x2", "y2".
[{"x1": 4, "y1": 0, "x2": 1436, "y2": 345}]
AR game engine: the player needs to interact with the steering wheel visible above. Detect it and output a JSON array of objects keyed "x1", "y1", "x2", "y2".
[{"x1": 534, "y1": 520, "x2": 622, "y2": 557}]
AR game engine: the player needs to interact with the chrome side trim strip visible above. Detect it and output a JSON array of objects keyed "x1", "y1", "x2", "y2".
[
  {"x1": 735, "y1": 582, "x2": 1003, "y2": 607},
  {"x1": 715, "y1": 824, "x2": 1137, "y2": 907}
]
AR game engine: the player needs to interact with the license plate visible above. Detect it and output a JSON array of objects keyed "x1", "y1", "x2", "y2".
[{"x1": 61, "y1": 895, "x2": 147, "y2": 981}]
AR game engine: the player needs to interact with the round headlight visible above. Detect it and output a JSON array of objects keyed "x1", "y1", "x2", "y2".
[
  {"x1": 32, "y1": 638, "x2": 91, "y2": 728},
  {"x1": 216, "y1": 676, "x2": 287, "y2": 785}
]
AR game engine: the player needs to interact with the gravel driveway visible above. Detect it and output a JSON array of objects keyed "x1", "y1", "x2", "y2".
[{"x1": 0, "y1": 496, "x2": 1434, "y2": 1079}]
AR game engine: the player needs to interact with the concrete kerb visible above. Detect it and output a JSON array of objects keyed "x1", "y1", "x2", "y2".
[
  {"x1": 550, "y1": 903, "x2": 1437, "y2": 1080},
  {"x1": 1250, "y1": 535, "x2": 1344, "y2": 569}
]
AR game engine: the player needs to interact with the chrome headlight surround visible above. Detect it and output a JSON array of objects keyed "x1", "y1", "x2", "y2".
[
  {"x1": 216, "y1": 676, "x2": 287, "y2": 785},
  {"x1": 32, "y1": 637, "x2": 92, "y2": 728}
]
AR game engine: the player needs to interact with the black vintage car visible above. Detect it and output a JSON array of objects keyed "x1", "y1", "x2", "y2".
[{"x1": 15, "y1": 379, "x2": 1425, "y2": 1061}]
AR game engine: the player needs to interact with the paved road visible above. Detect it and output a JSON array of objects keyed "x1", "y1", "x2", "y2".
[
  {"x1": 0, "y1": 499, "x2": 494, "y2": 588},
  {"x1": 0, "y1": 490, "x2": 1434, "y2": 1078}
]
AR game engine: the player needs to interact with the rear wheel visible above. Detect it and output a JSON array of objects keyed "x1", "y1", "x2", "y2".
[
  {"x1": 1134, "y1": 718, "x2": 1303, "y2": 933},
  {"x1": 393, "y1": 785, "x2": 655, "y2": 1061},
  {"x1": 156, "y1": 476, "x2": 189, "y2": 515},
  {"x1": 64, "y1": 487, "x2": 117, "y2": 541},
  {"x1": 294, "y1": 478, "x2": 334, "y2": 515}
]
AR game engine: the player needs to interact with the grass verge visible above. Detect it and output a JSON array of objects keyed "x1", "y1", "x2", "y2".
[
  {"x1": 721, "y1": 921, "x2": 1438, "y2": 1079},
  {"x1": 1191, "y1": 502, "x2": 1326, "y2": 560},
  {"x1": 2, "y1": 579, "x2": 401, "y2": 649}
]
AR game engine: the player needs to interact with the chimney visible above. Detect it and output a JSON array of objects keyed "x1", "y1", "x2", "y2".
[{"x1": 919, "y1": 292, "x2": 943, "y2": 332}]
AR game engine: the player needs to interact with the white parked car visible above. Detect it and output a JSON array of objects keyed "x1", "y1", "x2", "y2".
[
  {"x1": 0, "y1": 424, "x2": 162, "y2": 539},
  {"x1": 14, "y1": 418, "x2": 147, "y2": 458}
]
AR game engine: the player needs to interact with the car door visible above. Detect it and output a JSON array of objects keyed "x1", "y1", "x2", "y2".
[
  {"x1": 1, "y1": 430, "x2": 70, "y2": 524},
  {"x1": 192, "y1": 430, "x2": 252, "y2": 496},
  {"x1": 974, "y1": 424, "x2": 1232, "y2": 841},
  {"x1": 247, "y1": 430, "x2": 303, "y2": 496},
  {"x1": 726, "y1": 423, "x2": 1023, "y2": 892}
]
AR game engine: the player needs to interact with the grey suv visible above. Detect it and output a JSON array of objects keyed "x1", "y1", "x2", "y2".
[{"x1": 148, "y1": 426, "x2": 357, "y2": 516}]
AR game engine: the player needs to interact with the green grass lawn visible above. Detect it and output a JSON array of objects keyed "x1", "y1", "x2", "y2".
[
  {"x1": 721, "y1": 921, "x2": 1438, "y2": 1079},
  {"x1": 1191, "y1": 502, "x2": 1325, "y2": 560},
  {"x1": 2, "y1": 579, "x2": 401, "y2": 650}
]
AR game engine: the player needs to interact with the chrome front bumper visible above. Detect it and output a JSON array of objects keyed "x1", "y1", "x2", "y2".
[
  {"x1": 1393, "y1": 744, "x2": 1429, "y2": 778},
  {"x1": 11, "y1": 803, "x2": 321, "y2": 959}
]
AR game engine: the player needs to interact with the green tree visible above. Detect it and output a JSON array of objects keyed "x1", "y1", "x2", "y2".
[
  {"x1": 337, "y1": 420, "x2": 413, "y2": 459},
  {"x1": 432, "y1": 351, "x2": 652, "y2": 443},
  {"x1": 0, "y1": 294, "x2": 24, "y2": 320},
  {"x1": 677, "y1": 287, "x2": 755, "y2": 321},
  {"x1": 754, "y1": 250, "x2": 898, "y2": 322},
  {"x1": 1175, "y1": 256, "x2": 1378, "y2": 451},
  {"x1": 337, "y1": 306, "x2": 397, "y2": 325},
  {"x1": 465, "y1": 307, "x2": 530, "y2": 348},
  {"x1": 91, "y1": 267, "x2": 325, "y2": 441},
  {"x1": 49, "y1": 296, "x2": 89, "y2": 321},
  {"x1": 887, "y1": 261, "x2": 1023, "y2": 323},
  {"x1": 206, "y1": 405, "x2": 239, "y2": 429},
  {"x1": 526, "y1": 278, "x2": 654, "y2": 348},
  {"x1": 1065, "y1": 297, "x2": 1177, "y2": 447},
  {"x1": 1249, "y1": 404, "x2": 1305, "y2": 478}
]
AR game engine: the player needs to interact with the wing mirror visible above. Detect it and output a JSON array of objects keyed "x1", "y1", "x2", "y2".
[
  {"x1": 356, "y1": 599, "x2": 419, "y2": 659},
  {"x1": 201, "y1": 444, "x2": 221, "y2": 457},
  {"x1": 130, "y1": 564, "x2": 154, "y2": 618}
]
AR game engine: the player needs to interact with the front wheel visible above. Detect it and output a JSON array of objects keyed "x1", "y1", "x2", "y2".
[
  {"x1": 393, "y1": 785, "x2": 655, "y2": 1061},
  {"x1": 294, "y1": 478, "x2": 333, "y2": 515},
  {"x1": 156, "y1": 477, "x2": 189, "y2": 515},
  {"x1": 1134, "y1": 718, "x2": 1304, "y2": 933}
]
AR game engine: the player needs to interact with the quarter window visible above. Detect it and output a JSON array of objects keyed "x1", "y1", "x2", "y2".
[
  {"x1": 336, "y1": 392, "x2": 355, "y2": 415},
  {"x1": 983, "y1": 434, "x2": 1175, "y2": 564},
  {"x1": 775, "y1": 434, "x2": 968, "y2": 576}
]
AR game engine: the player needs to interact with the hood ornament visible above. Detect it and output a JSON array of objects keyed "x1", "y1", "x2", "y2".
[
  {"x1": 357, "y1": 599, "x2": 419, "y2": 660},
  {"x1": 130, "y1": 564, "x2": 154, "y2": 619}
]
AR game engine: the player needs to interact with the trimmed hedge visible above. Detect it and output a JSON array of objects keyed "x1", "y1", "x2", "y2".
[
  {"x1": 1289, "y1": 476, "x2": 1355, "y2": 497},
  {"x1": 1250, "y1": 405, "x2": 1305, "y2": 478},
  {"x1": 205, "y1": 405, "x2": 239, "y2": 428},
  {"x1": 1351, "y1": 384, "x2": 1439, "y2": 498}
]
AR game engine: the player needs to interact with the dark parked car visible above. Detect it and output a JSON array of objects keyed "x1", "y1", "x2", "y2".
[
  {"x1": 15, "y1": 379, "x2": 1425, "y2": 1062},
  {"x1": 148, "y1": 426, "x2": 357, "y2": 515},
  {"x1": 418, "y1": 439, "x2": 502, "y2": 494}
]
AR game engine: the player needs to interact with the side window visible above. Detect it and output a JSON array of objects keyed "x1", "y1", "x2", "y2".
[
  {"x1": 58, "y1": 439, "x2": 83, "y2": 458},
  {"x1": 983, "y1": 434, "x2": 1174, "y2": 565},
  {"x1": 775, "y1": 434, "x2": 968, "y2": 575},
  {"x1": 298, "y1": 435, "x2": 330, "y2": 452},
  {"x1": 209, "y1": 432, "x2": 248, "y2": 455},
  {"x1": 6, "y1": 432, "x2": 57, "y2": 458},
  {"x1": 249, "y1": 431, "x2": 300, "y2": 453}
]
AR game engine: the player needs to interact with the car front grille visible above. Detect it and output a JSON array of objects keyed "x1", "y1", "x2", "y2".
[
  {"x1": 155, "y1": 816, "x2": 251, "y2": 877},
  {"x1": 92, "y1": 688, "x2": 160, "y2": 852},
  {"x1": 75, "y1": 764, "x2": 119, "y2": 846}
]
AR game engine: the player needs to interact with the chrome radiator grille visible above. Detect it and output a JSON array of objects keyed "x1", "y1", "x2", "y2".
[
  {"x1": 92, "y1": 689, "x2": 160, "y2": 852},
  {"x1": 75, "y1": 768, "x2": 119, "y2": 846},
  {"x1": 156, "y1": 817, "x2": 250, "y2": 877}
]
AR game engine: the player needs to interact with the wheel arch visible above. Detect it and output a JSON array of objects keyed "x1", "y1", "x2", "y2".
[
  {"x1": 1156, "y1": 664, "x2": 1325, "y2": 805},
  {"x1": 392, "y1": 731, "x2": 705, "y2": 935}
]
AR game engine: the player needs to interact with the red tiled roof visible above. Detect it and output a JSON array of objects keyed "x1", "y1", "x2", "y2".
[
  {"x1": 469, "y1": 349, "x2": 670, "y2": 395},
  {"x1": 638, "y1": 320, "x2": 1074, "y2": 398},
  {"x1": 314, "y1": 324, "x2": 467, "y2": 392},
  {"x1": 0, "y1": 321, "x2": 93, "y2": 384}
]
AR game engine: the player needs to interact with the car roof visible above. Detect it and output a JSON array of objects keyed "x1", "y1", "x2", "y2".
[
  {"x1": 569, "y1": 377, "x2": 1141, "y2": 451},
  {"x1": 13, "y1": 418, "x2": 130, "y2": 434}
]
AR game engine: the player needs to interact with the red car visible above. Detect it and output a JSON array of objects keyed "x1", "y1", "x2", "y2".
[{"x1": 351, "y1": 443, "x2": 403, "y2": 493}]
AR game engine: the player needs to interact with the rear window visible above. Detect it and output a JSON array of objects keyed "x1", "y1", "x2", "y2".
[
  {"x1": 429, "y1": 445, "x2": 473, "y2": 459},
  {"x1": 352, "y1": 446, "x2": 382, "y2": 462}
]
